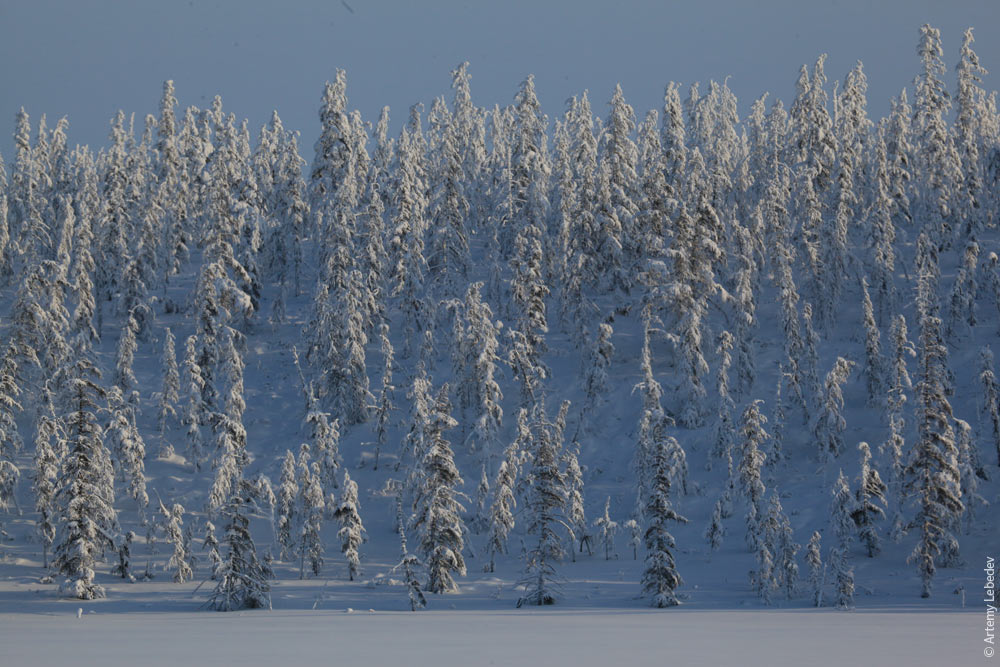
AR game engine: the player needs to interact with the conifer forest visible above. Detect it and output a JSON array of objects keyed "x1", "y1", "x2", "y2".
[{"x1": 0, "y1": 18, "x2": 998, "y2": 666}]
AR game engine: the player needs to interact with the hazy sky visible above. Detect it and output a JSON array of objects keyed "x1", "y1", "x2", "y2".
[{"x1": 1, "y1": 0, "x2": 997, "y2": 158}]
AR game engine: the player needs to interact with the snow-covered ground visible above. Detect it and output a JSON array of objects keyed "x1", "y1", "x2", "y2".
[{"x1": 0, "y1": 607, "x2": 980, "y2": 666}]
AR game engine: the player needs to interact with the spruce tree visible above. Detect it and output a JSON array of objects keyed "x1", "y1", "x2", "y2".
[
  {"x1": 105, "y1": 387, "x2": 148, "y2": 511},
  {"x1": 979, "y1": 346, "x2": 1000, "y2": 467},
  {"x1": 485, "y1": 436, "x2": 519, "y2": 573},
  {"x1": 53, "y1": 346, "x2": 117, "y2": 600},
  {"x1": 830, "y1": 470, "x2": 856, "y2": 609},
  {"x1": 593, "y1": 496, "x2": 619, "y2": 561},
  {"x1": 411, "y1": 384, "x2": 467, "y2": 593},
  {"x1": 182, "y1": 334, "x2": 206, "y2": 470},
  {"x1": 806, "y1": 531, "x2": 824, "y2": 607},
  {"x1": 159, "y1": 500, "x2": 193, "y2": 583},
  {"x1": 812, "y1": 358, "x2": 854, "y2": 461},
  {"x1": 913, "y1": 24, "x2": 963, "y2": 248},
  {"x1": 860, "y1": 279, "x2": 885, "y2": 408},
  {"x1": 518, "y1": 400, "x2": 571, "y2": 607},
  {"x1": 299, "y1": 462, "x2": 326, "y2": 578},
  {"x1": 207, "y1": 484, "x2": 273, "y2": 611},
  {"x1": 158, "y1": 327, "x2": 181, "y2": 438},
  {"x1": 852, "y1": 442, "x2": 887, "y2": 557},
  {"x1": 738, "y1": 401, "x2": 768, "y2": 553},
  {"x1": 764, "y1": 492, "x2": 799, "y2": 599},
  {"x1": 276, "y1": 450, "x2": 298, "y2": 561},
  {"x1": 334, "y1": 469, "x2": 365, "y2": 581},
  {"x1": 906, "y1": 233, "x2": 964, "y2": 596},
  {"x1": 373, "y1": 323, "x2": 395, "y2": 471},
  {"x1": 641, "y1": 406, "x2": 688, "y2": 608},
  {"x1": 33, "y1": 405, "x2": 61, "y2": 568}
]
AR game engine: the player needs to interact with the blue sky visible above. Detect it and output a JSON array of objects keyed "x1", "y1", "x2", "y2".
[{"x1": 0, "y1": 0, "x2": 997, "y2": 158}]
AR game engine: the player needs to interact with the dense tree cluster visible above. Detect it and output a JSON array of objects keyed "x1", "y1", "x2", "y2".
[{"x1": 0, "y1": 25, "x2": 996, "y2": 611}]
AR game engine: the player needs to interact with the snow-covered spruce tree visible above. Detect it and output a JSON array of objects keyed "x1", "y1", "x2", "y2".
[
  {"x1": 634, "y1": 108, "x2": 670, "y2": 270},
  {"x1": 831, "y1": 470, "x2": 856, "y2": 550},
  {"x1": 105, "y1": 387, "x2": 148, "y2": 511},
  {"x1": 633, "y1": 317, "x2": 674, "y2": 515},
  {"x1": 338, "y1": 271, "x2": 376, "y2": 424},
  {"x1": 812, "y1": 357, "x2": 854, "y2": 462},
  {"x1": 0, "y1": 350, "x2": 22, "y2": 519},
  {"x1": 954, "y1": 28, "x2": 990, "y2": 238},
  {"x1": 730, "y1": 224, "x2": 760, "y2": 401},
  {"x1": 411, "y1": 384, "x2": 467, "y2": 593},
  {"x1": 371, "y1": 323, "x2": 395, "y2": 472},
  {"x1": 203, "y1": 520, "x2": 222, "y2": 580},
  {"x1": 153, "y1": 80, "x2": 190, "y2": 286},
  {"x1": 508, "y1": 77, "x2": 551, "y2": 363},
  {"x1": 830, "y1": 470, "x2": 856, "y2": 609},
  {"x1": 593, "y1": 496, "x2": 619, "y2": 561},
  {"x1": 806, "y1": 531, "x2": 824, "y2": 607},
  {"x1": 558, "y1": 93, "x2": 599, "y2": 330},
  {"x1": 110, "y1": 530, "x2": 136, "y2": 582},
  {"x1": 602, "y1": 84, "x2": 641, "y2": 282},
  {"x1": 945, "y1": 240, "x2": 979, "y2": 342},
  {"x1": 392, "y1": 487, "x2": 427, "y2": 611},
  {"x1": 580, "y1": 322, "x2": 613, "y2": 426},
  {"x1": 770, "y1": 368, "x2": 788, "y2": 464},
  {"x1": 399, "y1": 353, "x2": 433, "y2": 477},
  {"x1": 830, "y1": 545, "x2": 855, "y2": 610},
  {"x1": 94, "y1": 111, "x2": 132, "y2": 329},
  {"x1": 705, "y1": 499, "x2": 726, "y2": 551},
  {"x1": 159, "y1": 500, "x2": 192, "y2": 583},
  {"x1": 53, "y1": 347, "x2": 118, "y2": 600},
  {"x1": 157, "y1": 326, "x2": 180, "y2": 438},
  {"x1": 813, "y1": 62, "x2": 866, "y2": 329},
  {"x1": 334, "y1": 469, "x2": 365, "y2": 581},
  {"x1": 471, "y1": 463, "x2": 490, "y2": 535},
  {"x1": 276, "y1": 449, "x2": 298, "y2": 561},
  {"x1": 980, "y1": 346, "x2": 1000, "y2": 467},
  {"x1": 304, "y1": 399, "x2": 341, "y2": 492},
  {"x1": 773, "y1": 239, "x2": 809, "y2": 418},
  {"x1": 852, "y1": 442, "x2": 887, "y2": 558},
  {"x1": 518, "y1": 400, "x2": 572, "y2": 607},
  {"x1": 299, "y1": 462, "x2": 326, "y2": 578},
  {"x1": 885, "y1": 314, "x2": 914, "y2": 540},
  {"x1": 885, "y1": 89, "x2": 914, "y2": 231},
  {"x1": 666, "y1": 196, "x2": 721, "y2": 429},
  {"x1": 563, "y1": 439, "x2": 590, "y2": 559},
  {"x1": 661, "y1": 81, "x2": 688, "y2": 194},
  {"x1": 453, "y1": 282, "x2": 504, "y2": 468},
  {"x1": 710, "y1": 330, "x2": 737, "y2": 468},
  {"x1": 738, "y1": 400, "x2": 769, "y2": 553},
  {"x1": 624, "y1": 518, "x2": 641, "y2": 560},
  {"x1": 112, "y1": 311, "x2": 139, "y2": 401},
  {"x1": 905, "y1": 233, "x2": 964, "y2": 596},
  {"x1": 182, "y1": 334, "x2": 206, "y2": 470},
  {"x1": 955, "y1": 419, "x2": 987, "y2": 533},
  {"x1": 427, "y1": 102, "x2": 471, "y2": 298},
  {"x1": 33, "y1": 404, "x2": 61, "y2": 568},
  {"x1": 986, "y1": 252, "x2": 1000, "y2": 332},
  {"x1": 913, "y1": 24, "x2": 963, "y2": 249},
  {"x1": 208, "y1": 328, "x2": 250, "y2": 513},
  {"x1": 860, "y1": 279, "x2": 885, "y2": 409},
  {"x1": 801, "y1": 303, "x2": 822, "y2": 402},
  {"x1": 764, "y1": 492, "x2": 799, "y2": 600},
  {"x1": 641, "y1": 406, "x2": 688, "y2": 608},
  {"x1": 790, "y1": 54, "x2": 836, "y2": 196},
  {"x1": 390, "y1": 124, "x2": 430, "y2": 359},
  {"x1": 68, "y1": 174, "x2": 99, "y2": 343},
  {"x1": 484, "y1": 434, "x2": 519, "y2": 573},
  {"x1": 207, "y1": 483, "x2": 273, "y2": 611},
  {"x1": 867, "y1": 128, "x2": 898, "y2": 326}
]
